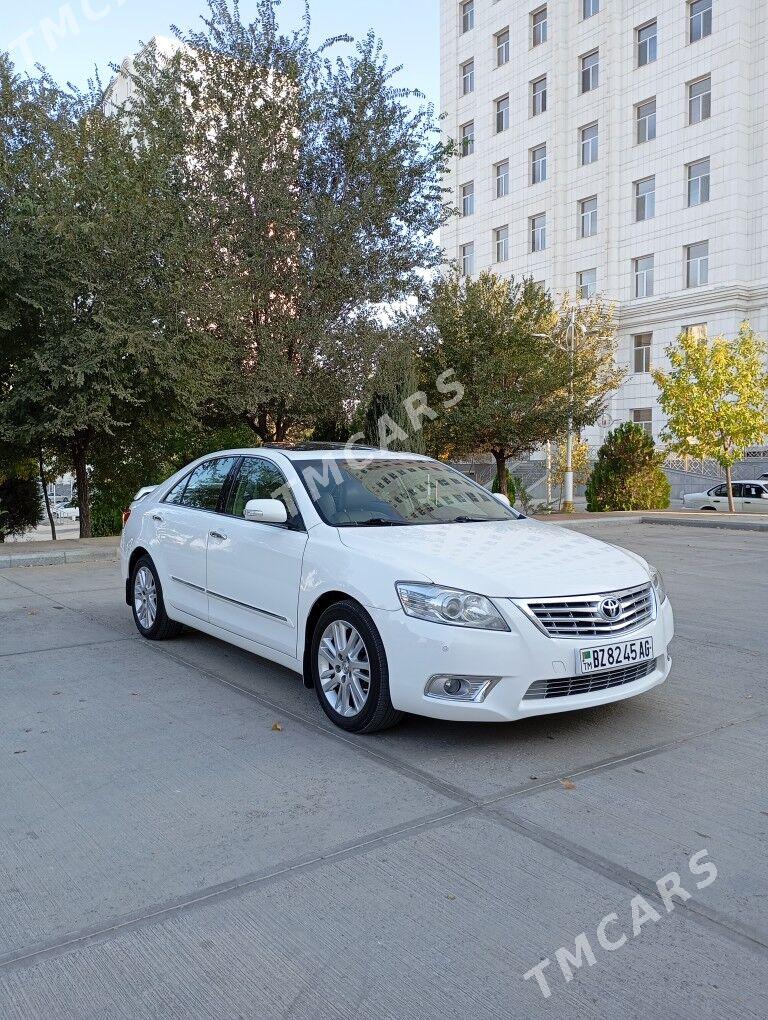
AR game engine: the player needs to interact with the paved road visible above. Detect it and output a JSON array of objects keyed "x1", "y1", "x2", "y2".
[{"x1": 0, "y1": 524, "x2": 766, "y2": 1019}]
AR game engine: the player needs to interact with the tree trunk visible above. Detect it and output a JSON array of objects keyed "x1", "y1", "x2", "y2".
[
  {"x1": 492, "y1": 450, "x2": 508, "y2": 494},
  {"x1": 72, "y1": 440, "x2": 92, "y2": 538},
  {"x1": 725, "y1": 464, "x2": 735, "y2": 513},
  {"x1": 38, "y1": 447, "x2": 57, "y2": 541}
]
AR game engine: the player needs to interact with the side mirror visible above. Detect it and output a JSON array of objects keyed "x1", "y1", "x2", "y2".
[
  {"x1": 761, "y1": 492, "x2": 768, "y2": 499},
  {"x1": 492, "y1": 492, "x2": 511, "y2": 507},
  {"x1": 243, "y1": 499, "x2": 288, "y2": 524}
]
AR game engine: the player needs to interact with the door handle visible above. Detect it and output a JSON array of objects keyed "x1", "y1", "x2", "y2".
[
  {"x1": 209, "y1": 531, "x2": 227, "y2": 540},
  {"x1": 152, "y1": 514, "x2": 163, "y2": 522}
]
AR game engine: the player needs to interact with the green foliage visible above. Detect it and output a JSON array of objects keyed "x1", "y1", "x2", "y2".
[
  {"x1": 491, "y1": 472, "x2": 516, "y2": 504},
  {"x1": 127, "y1": 1, "x2": 451, "y2": 444},
  {"x1": 654, "y1": 323, "x2": 768, "y2": 468},
  {"x1": 421, "y1": 273, "x2": 622, "y2": 490},
  {"x1": 585, "y1": 423, "x2": 670, "y2": 512},
  {"x1": 0, "y1": 476, "x2": 43, "y2": 541}
]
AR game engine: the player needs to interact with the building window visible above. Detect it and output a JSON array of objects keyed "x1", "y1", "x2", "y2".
[
  {"x1": 531, "y1": 144, "x2": 547, "y2": 184},
  {"x1": 636, "y1": 98, "x2": 656, "y2": 143},
  {"x1": 532, "y1": 76, "x2": 547, "y2": 116},
  {"x1": 578, "y1": 269, "x2": 597, "y2": 299},
  {"x1": 687, "y1": 158, "x2": 710, "y2": 206},
  {"x1": 461, "y1": 0, "x2": 475, "y2": 34},
  {"x1": 633, "y1": 333, "x2": 652, "y2": 373},
  {"x1": 580, "y1": 196, "x2": 598, "y2": 237},
  {"x1": 583, "y1": 0, "x2": 599, "y2": 19},
  {"x1": 495, "y1": 160, "x2": 510, "y2": 198},
  {"x1": 461, "y1": 181, "x2": 474, "y2": 217},
  {"x1": 461, "y1": 242, "x2": 475, "y2": 276},
  {"x1": 460, "y1": 121, "x2": 474, "y2": 157},
  {"x1": 580, "y1": 122, "x2": 598, "y2": 165},
  {"x1": 635, "y1": 176, "x2": 655, "y2": 221},
  {"x1": 688, "y1": 76, "x2": 711, "y2": 124},
  {"x1": 496, "y1": 95, "x2": 510, "y2": 133},
  {"x1": 637, "y1": 21, "x2": 658, "y2": 66},
  {"x1": 632, "y1": 408, "x2": 653, "y2": 437},
  {"x1": 686, "y1": 241, "x2": 709, "y2": 287},
  {"x1": 532, "y1": 6, "x2": 548, "y2": 46},
  {"x1": 684, "y1": 322, "x2": 707, "y2": 339},
  {"x1": 530, "y1": 213, "x2": 546, "y2": 252},
  {"x1": 496, "y1": 29, "x2": 510, "y2": 67},
  {"x1": 581, "y1": 50, "x2": 599, "y2": 93},
  {"x1": 461, "y1": 60, "x2": 474, "y2": 96},
  {"x1": 634, "y1": 255, "x2": 654, "y2": 297},
  {"x1": 495, "y1": 225, "x2": 510, "y2": 263},
  {"x1": 689, "y1": 0, "x2": 712, "y2": 43}
]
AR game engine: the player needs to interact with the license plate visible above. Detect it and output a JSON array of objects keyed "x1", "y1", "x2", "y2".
[{"x1": 579, "y1": 637, "x2": 654, "y2": 674}]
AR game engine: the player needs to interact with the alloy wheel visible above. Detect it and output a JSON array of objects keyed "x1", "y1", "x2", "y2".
[
  {"x1": 317, "y1": 620, "x2": 371, "y2": 717},
  {"x1": 134, "y1": 566, "x2": 158, "y2": 630}
]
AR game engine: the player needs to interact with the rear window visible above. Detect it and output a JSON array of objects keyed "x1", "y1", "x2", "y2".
[{"x1": 163, "y1": 458, "x2": 237, "y2": 512}]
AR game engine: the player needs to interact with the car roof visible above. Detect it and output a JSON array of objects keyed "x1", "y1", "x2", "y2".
[{"x1": 210, "y1": 446, "x2": 432, "y2": 463}]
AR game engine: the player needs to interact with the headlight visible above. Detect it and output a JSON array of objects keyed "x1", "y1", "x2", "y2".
[
  {"x1": 648, "y1": 565, "x2": 667, "y2": 604},
  {"x1": 396, "y1": 582, "x2": 510, "y2": 631}
]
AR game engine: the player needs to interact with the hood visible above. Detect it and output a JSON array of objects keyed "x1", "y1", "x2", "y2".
[{"x1": 338, "y1": 518, "x2": 650, "y2": 599}]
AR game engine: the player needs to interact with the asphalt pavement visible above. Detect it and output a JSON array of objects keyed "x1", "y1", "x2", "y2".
[{"x1": 0, "y1": 522, "x2": 766, "y2": 1019}]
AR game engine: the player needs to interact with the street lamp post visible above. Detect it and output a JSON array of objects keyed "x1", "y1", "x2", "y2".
[{"x1": 561, "y1": 309, "x2": 576, "y2": 514}]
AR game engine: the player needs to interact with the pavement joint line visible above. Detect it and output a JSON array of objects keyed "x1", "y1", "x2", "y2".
[
  {"x1": 0, "y1": 803, "x2": 477, "y2": 973},
  {"x1": 477, "y1": 709, "x2": 768, "y2": 806},
  {"x1": 0, "y1": 636, "x2": 136, "y2": 660},
  {"x1": 486, "y1": 809, "x2": 768, "y2": 959}
]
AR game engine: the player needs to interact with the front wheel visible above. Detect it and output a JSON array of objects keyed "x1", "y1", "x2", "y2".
[
  {"x1": 310, "y1": 601, "x2": 403, "y2": 734},
  {"x1": 130, "y1": 555, "x2": 183, "y2": 640}
]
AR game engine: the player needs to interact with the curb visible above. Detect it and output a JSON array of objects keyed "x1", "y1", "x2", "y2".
[
  {"x1": 0, "y1": 546, "x2": 119, "y2": 569},
  {"x1": 639, "y1": 515, "x2": 768, "y2": 533}
]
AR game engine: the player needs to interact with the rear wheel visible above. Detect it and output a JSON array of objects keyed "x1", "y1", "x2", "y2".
[
  {"x1": 130, "y1": 555, "x2": 183, "y2": 640},
  {"x1": 311, "y1": 601, "x2": 403, "y2": 734}
]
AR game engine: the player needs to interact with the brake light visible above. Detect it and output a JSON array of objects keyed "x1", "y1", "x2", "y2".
[{"x1": 121, "y1": 508, "x2": 131, "y2": 527}]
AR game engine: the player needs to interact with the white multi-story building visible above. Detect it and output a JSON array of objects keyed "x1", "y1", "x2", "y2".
[{"x1": 440, "y1": 0, "x2": 768, "y2": 444}]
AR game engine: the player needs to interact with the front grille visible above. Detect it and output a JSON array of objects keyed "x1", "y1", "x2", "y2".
[
  {"x1": 519, "y1": 583, "x2": 654, "y2": 638},
  {"x1": 523, "y1": 656, "x2": 660, "y2": 701}
]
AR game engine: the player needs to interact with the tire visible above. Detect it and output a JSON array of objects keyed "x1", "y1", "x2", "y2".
[
  {"x1": 130, "y1": 554, "x2": 183, "y2": 641},
  {"x1": 310, "y1": 600, "x2": 403, "y2": 734}
]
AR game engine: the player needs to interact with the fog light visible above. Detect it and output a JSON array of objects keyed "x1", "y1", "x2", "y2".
[{"x1": 425, "y1": 675, "x2": 502, "y2": 703}]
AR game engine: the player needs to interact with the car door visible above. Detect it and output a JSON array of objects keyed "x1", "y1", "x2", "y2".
[
  {"x1": 206, "y1": 457, "x2": 308, "y2": 657},
  {"x1": 152, "y1": 457, "x2": 238, "y2": 623},
  {"x1": 741, "y1": 483, "x2": 768, "y2": 513},
  {"x1": 708, "y1": 484, "x2": 735, "y2": 510}
]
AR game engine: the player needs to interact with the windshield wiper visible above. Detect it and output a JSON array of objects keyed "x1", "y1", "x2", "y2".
[
  {"x1": 451, "y1": 516, "x2": 491, "y2": 523},
  {"x1": 349, "y1": 517, "x2": 407, "y2": 527}
]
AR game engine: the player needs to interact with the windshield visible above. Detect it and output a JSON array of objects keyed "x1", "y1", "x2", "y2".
[{"x1": 294, "y1": 457, "x2": 521, "y2": 527}]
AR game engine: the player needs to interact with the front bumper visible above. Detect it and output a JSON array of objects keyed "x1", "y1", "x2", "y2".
[{"x1": 371, "y1": 595, "x2": 674, "y2": 723}]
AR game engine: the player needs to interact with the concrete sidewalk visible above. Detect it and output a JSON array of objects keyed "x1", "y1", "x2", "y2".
[{"x1": 0, "y1": 536, "x2": 119, "y2": 569}]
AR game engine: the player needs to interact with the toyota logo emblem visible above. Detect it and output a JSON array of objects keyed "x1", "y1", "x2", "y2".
[{"x1": 599, "y1": 597, "x2": 622, "y2": 621}]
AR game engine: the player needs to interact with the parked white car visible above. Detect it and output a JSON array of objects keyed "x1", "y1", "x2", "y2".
[
  {"x1": 121, "y1": 446, "x2": 674, "y2": 733},
  {"x1": 53, "y1": 501, "x2": 80, "y2": 520},
  {"x1": 682, "y1": 480, "x2": 768, "y2": 512}
]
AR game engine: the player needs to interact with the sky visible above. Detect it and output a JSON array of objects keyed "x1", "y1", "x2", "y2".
[{"x1": 1, "y1": 0, "x2": 440, "y2": 109}]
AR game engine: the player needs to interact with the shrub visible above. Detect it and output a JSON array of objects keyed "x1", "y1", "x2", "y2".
[
  {"x1": 0, "y1": 476, "x2": 43, "y2": 541},
  {"x1": 585, "y1": 423, "x2": 670, "y2": 512},
  {"x1": 492, "y1": 471, "x2": 516, "y2": 505}
]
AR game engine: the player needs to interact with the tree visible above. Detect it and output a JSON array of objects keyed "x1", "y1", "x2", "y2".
[
  {"x1": 0, "y1": 454, "x2": 43, "y2": 542},
  {"x1": 421, "y1": 272, "x2": 622, "y2": 491},
  {"x1": 0, "y1": 59, "x2": 217, "y2": 537},
  {"x1": 127, "y1": 0, "x2": 451, "y2": 445},
  {"x1": 585, "y1": 423, "x2": 670, "y2": 512},
  {"x1": 653, "y1": 324, "x2": 768, "y2": 512}
]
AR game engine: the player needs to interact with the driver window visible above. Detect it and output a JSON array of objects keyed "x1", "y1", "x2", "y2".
[{"x1": 226, "y1": 458, "x2": 302, "y2": 527}]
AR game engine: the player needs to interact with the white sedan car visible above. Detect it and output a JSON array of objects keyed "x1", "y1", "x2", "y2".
[
  {"x1": 53, "y1": 501, "x2": 80, "y2": 520},
  {"x1": 682, "y1": 480, "x2": 768, "y2": 512},
  {"x1": 121, "y1": 446, "x2": 674, "y2": 733}
]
